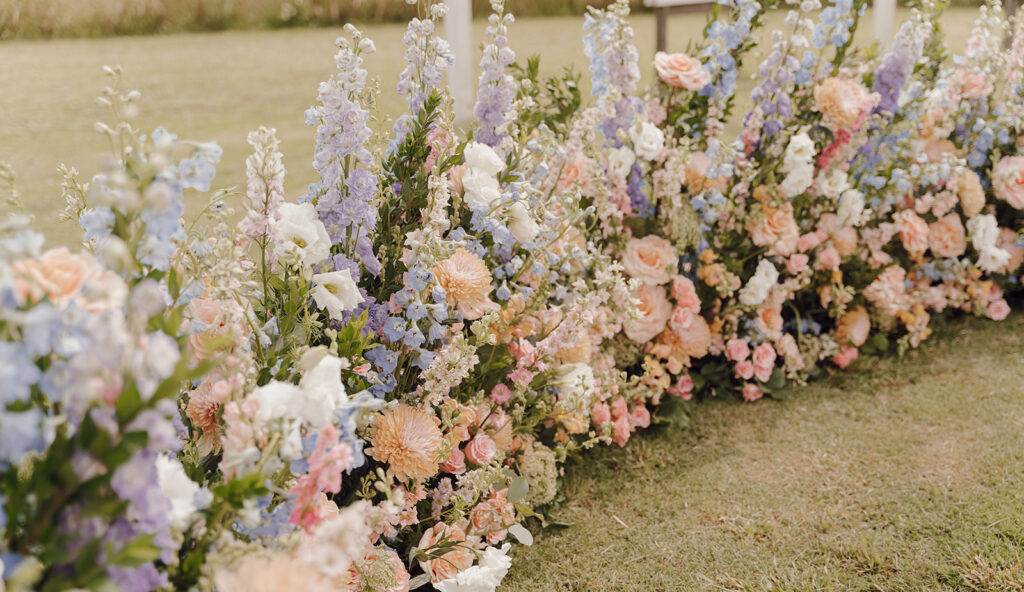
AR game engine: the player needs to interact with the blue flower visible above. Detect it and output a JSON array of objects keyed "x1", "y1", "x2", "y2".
[{"x1": 178, "y1": 156, "x2": 216, "y2": 192}]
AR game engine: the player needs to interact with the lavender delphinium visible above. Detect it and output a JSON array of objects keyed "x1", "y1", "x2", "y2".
[
  {"x1": 392, "y1": 0, "x2": 455, "y2": 148},
  {"x1": 583, "y1": 0, "x2": 643, "y2": 142},
  {"x1": 473, "y1": 0, "x2": 518, "y2": 151}
]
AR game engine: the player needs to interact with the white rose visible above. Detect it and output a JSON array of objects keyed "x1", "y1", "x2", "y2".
[
  {"x1": 738, "y1": 259, "x2": 779, "y2": 307},
  {"x1": 783, "y1": 132, "x2": 815, "y2": 170},
  {"x1": 817, "y1": 169, "x2": 850, "y2": 199},
  {"x1": 252, "y1": 381, "x2": 303, "y2": 424},
  {"x1": 779, "y1": 164, "x2": 814, "y2": 199},
  {"x1": 967, "y1": 214, "x2": 1000, "y2": 250},
  {"x1": 464, "y1": 142, "x2": 506, "y2": 176},
  {"x1": 155, "y1": 455, "x2": 200, "y2": 531},
  {"x1": 607, "y1": 146, "x2": 636, "y2": 178},
  {"x1": 836, "y1": 189, "x2": 865, "y2": 227},
  {"x1": 273, "y1": 202, "x2": 331, "y2": 268},
  {"x1": 312, "y1": 269, "x2": 364, "y2": 322},
  {"x1": 434, "y1": 544, "x2": 512, "y2": 592},
  {"x1": 462, "y1": 168, "x2": 502, "y2": 209},
  {"x1": 506, "y1": 200, "x2": 540, "y2": 244},
  {"x1": 630, "y1": 121, "x2": 665, "y2": 160}
]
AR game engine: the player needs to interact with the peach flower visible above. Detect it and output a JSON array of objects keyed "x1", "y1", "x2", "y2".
[
  {"x1": 748, "y1": 204, "x2": 799, "y2": 256},
  {"x1": 366, "y1": 405, "x2": 445, "y2": 482},
  {"x1": 833, "y1": 345, "x2": 859, "y2": 369},
  {"x1": 924, "y1": 139, "x2": 957, "y2": 163},
  {"x1": 812, "y1": 77, "x2": 878, "y2": 131},
  {"x1": 417, "y1": 523, "x2": 474, "y2": 582},
  {"x1": 817, "y1": 246, "x2": 840, "y2": 271},
  {"x1": 835, "y1": 306, "x2": 870, "y2": 347},
  {"x1": 439, "y1": 448, "x2": 466, "y2": 474},
  {"x1": 622, "y1": 235, "x2": 677, "y2": 285},
  {"x1": 751, "y1": 343, "x2": 776, "y2": 383},
  {"x1": 896, "y1": 210, "x2": 929, "y2": 257},
  {"x1": 558, "y1": 152, "x2": 591, "y2": 191},
  {"x1": 591, "y1": 402, "x2": 612, "y2": 426},
  {"x1": 672, "y1": 314, "x2": 711, "y2": 359},
  {"x1": 625, "y1": 284, "x2": 673, "y2": 343},
  {"x1": 950, "y1": 169, "x2": 985, "y2": 217},
  {"x1": 469, "y1": 489, "x2": 516, "y2": 544},
  {"x1": 464, "y1": 432, "x2": 497, "y2": 465},
  {"x1": 684, "y1": 151, "x2": 725, "y2": 191},
  {"x1": 831, "y1": 226, "x2": 859, "y2": 258},
  {"x1": 988, "y1": 299, "x2": 1011, "y2": 321},
  {"x1": 629, "y1": 405, "x2": 651, "y2": 429},
  {"x1": 214, "y1": 555, "x2": 335, "y2": 592},
  {"x1": 433, "y1": 247, "x2": 499, "y2": 320},
  {"x1": 928, "y1": 213, "x2": 967, "y2": 258},
  {"x1": 992, "y1": 156, "x2": 1024, "y2": 209},
  {"x1": 671, "y1": 275, "x2": 701, "y2": 312},
  {"x1": 787, "y1": 253, "x2": 809, "y2": 274},
  {"x1": 12, "y1": 247, "x2": 125, "y2": 311},
  {"x1": 653, "y1": 51, "x2": 711, "y2": 90}
]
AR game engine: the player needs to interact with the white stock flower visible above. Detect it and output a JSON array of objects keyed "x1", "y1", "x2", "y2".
[
  {"x1": 817, "y1": 169, "x2": 850, "y2": 199},
  {"x1": 836, "y1": 189, "x2": 865, "y2": 227},
  {"x1": 607, "y1": 145, "x2": 636, "y2": 178},
  {"x1": 464, "y1": 142, "x2": 506, "y2": 176},
  {"x1": 155, "y1": 454, "x2": 200, "y2": 531},
  {"x1": 273, "y1": 202, "x2": 331, "y2": 268},
  {"x1": 506, "y1": 201, "x2": 540, "y2": 244},
  {"x1": 311, "y1": 269, "x2": 364, "y2": 321},
  {"x1": 630, "y1": 121, "x2": 665, "y2": 160},
  {"x1": 434, "y1": 544, "x2": 512, "y2": 592},
  {"x1": 738, "y1": 259, "x2": 779, "y2": 307},
  {"x1": 462, "y1": 168, "x2": 502, "y2": 209}
]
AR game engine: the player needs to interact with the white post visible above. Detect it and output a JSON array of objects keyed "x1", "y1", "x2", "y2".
[
  {"x1": 874, "y1": 0, "x2": 896, "y2": 50},
  {"x1": 445, "y1": 0, "x2": 474, "y2": 125}
]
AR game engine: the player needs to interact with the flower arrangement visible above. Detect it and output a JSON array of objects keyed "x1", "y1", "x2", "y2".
[{"x1": 2, "y1": 0, "x2": 1023, "y2": 590}]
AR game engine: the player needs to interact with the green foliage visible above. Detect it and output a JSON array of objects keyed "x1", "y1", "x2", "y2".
[{"x1": 511, "y1": 56, "x2": 582, "y2": 139}]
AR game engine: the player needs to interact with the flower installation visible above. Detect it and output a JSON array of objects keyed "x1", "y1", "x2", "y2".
[{"x1": 2, "y1": 0, "x2": 1023, "y2": 590}]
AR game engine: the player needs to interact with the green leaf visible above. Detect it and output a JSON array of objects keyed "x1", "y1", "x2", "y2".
[{"x1": 107, "y1": 533, "x2": 162, "y2": 567}]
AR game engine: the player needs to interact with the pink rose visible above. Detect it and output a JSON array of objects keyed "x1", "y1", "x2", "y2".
[
  {"x1": 440, "y1": 448, "x2": 466, "y2": 474},
  {"x1": 833, "y1": 345, "x2": 859, "y2": 369},
  {"x1": 734, "y1": 360, "x2": 754, "y2": 380},
  {"x1": 464, "y1": 432, "x2": 497, "y2": 465},
  {"x1": 798, "y1": 231, "x2": 827, "y2": 252},
  {"x1": 610, "y1": 397, "x2": 628, "y2": 420},
  {"x1": 621, "y1": 235, "x2": 677, "y2": 285},
  {"x1": 591, "y1": 402, "x2": 612, "y2": 425},
  {"x1": 490, "y1": 384, "x2": 512, "y2": 404},
  {"x1": 668, "y1": 306, "x2": 695, "y2": 338},
  {"x1": 612, "y1": 414, "x2": 632, "y2": 447},
  {"x1": 725, "y1": 338, "x2": 750, "y2": 362},
  {"x1": 624, "y1": 284, "x2": 673, "y2": 343},
  {"x1": 751, "y1": 343, "x2": 777, "y2": 383},
  {"x1": 742, "y1": 383, "x2": 764, "y2": 402},
  {"x1": 988, "y1": 299, "x2": 1011, "y2": 321},
  {"x1": 992, "y1": 156, "x2": 1024, "y2": 209},
  {"x1": 629, "y1": 406, "x2": 651, "y2": 429},
  {"x1": 668, "y1": 375, "x2": 694, "y2": 399},
  {"x1": 817, "y1": 246, "x2": 840, "y2": 271},
  {"x1": 653, "y1": 51, "x2": 711, "y2": 91},
  {"x1": 787, "y1": 254, "x2": 809, "y2": 274},
  {"x1": 671, "y1": 275, "x2": 701, "y2": 312}
]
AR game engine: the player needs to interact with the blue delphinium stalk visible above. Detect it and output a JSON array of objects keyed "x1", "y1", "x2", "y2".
[
  {"x1": 700, "y1": 0, "x2": 762, "y2": 103},
  {"x1": 304, "y1": 25, "x2": 381, "y2": 279},
  {"x1": 393, "y1": 0, "x2": 454, "y2": 148},
  {"x1": 872, "y1": 18, "x2": 931, "y2": 115},
  {"x1": 474, "y1": 0, "x2": 518, "y2": 150},
  {"x1": 583, "y1": 0, "x2": 643, "y2": 141}
]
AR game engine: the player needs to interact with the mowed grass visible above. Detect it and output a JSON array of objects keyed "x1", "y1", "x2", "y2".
[
  {"x1": 503, "y1": 313, "x2": 1024, "y2": 591},
  {"x1": 0, "y1": 7, "x2": 974, "y2": 247}
]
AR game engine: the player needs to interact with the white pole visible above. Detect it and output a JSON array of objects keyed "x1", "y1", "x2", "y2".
[
  {"x1": 874, "y1": 0, "x2": 896, "y2": 50},
  {"x1": 445, "y1": 0, "x2": 474, "y2": 125}
]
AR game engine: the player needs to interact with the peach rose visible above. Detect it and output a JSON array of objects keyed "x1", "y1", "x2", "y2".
[
  {"x1": 625, "y1": 284, "x2": 673, "y2": 343},
  {"x1": 748, "y1": 204, "x2": 799, "y2": 256},
  {"x1": 896, "y1": 210, "x2": 929, "y2": 257},
  {"x1": 12, "y1": 247, "x2": 125, "y2": 311},
  {"x1": 992, "y1": 156, "x2": 1024, "y2": 209},
  {"x1": 418, "y1": 523, "x2": 474, "y2": 582},
  {"x1": 725, "y1": 338, "x2": 750, "y2": 362},
  {"x1": 622, "y1": 235, "x2": 677, "y2": 285},
  {"x1": 439, "y1": 447, "x2": 466, "y2": 474},
  {"x1": 812, "y1": 77, "x2": 878, "y2": 132},
  {"x1": 928, "y1": 213, "x2": 967, "y2": 258},
  {"x1": 654, "y1": 51, "x2": 711, "y2": 91},
  {"x1": 559, "y1": 152, "x2": 591, "y2": 191},
  {"x1": 464, "y1": 432, "x2": 497, "y2": 465},
  {"x1": 835, "y1": 306, "x2": 870, "y2": 346}
]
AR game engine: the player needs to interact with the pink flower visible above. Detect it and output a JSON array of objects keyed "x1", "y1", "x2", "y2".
[
  {"x1": 464, "y1": 432, "x2": 497, "y2": 465},
  {"x1": 928, "y1": 214, "x2": 967, "y2": 258},
  {"x1": 509, "y1": 367, "x2": 534, "y2": 387},
  {"x1": 668, "y1": 306, "x2": 695, "y2": 338},
  {"x1": 653, "y1": 51, "x2": 711, "y2": 90},
  {"x1": 624, "y1": 284, "x2": 673, "y2": 343},
  {"x1": 725, "y1": 338, "x2": 750, "y2": 362},
  {"x1": 440, "y1": 447, "x2": 466, "y2": 474},
  {"x1": 621, "y1": 235, "x2": 676, "y2": 285},
  {"x1": 896, "y1": 210, "x2": 929, "y2": 257},
  {"x1": 988, "y1": 299, "x2": 1011, "y2": 321},
  {"x1": 751, "y1": 343, "x2": 777, "y2": 383},
  {"x1": 610, "y1": 397, "x2": 628, "y2": 420},
  {"x1": 787, "y1": 253, "x2": 809, "y2": 274},
  {"x1": 289, "y1": 426, "x2": 352, "y2": 532},
  {"x1": 671, "y1": 275, "x2": 701, "y2": 313},
  {"x1": 991, "y1": 156, "x2": 1024, "y2": 209},
  {"x1": 668, "y1": 375, "x2": 694, "y2": 399},
  {"x1": 742, "y1": 383, "x2": 764, "y2": 402},
  {"x1": 591, "y1": 402, "x2": 612, "y2": 425},
  {"x1": 629, "y1": 405, "x2": 651, "y2": 429},
  {"x1": 734, "y1": 360, "x2": 754, "y2": 380},
  {"x1": 490, "y1": 383, "x2": 512, "y2": 404},
  {"x1": 798, "y1": 231, "x2": 827, "y2": 252},
  {"x1": 612, "y1": 414, "x2": 632, "y2": 447},
  {"x1": 833, "y1": 345, "x2": 859, "y2": 369},
  {"x1": 817, "y1": 246, "x2": 840, "y2": 271}
]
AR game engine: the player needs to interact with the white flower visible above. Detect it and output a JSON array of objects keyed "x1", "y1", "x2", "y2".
[
  {"x1": 251, "y1": 381, "x2": 304, "y2": 424},
  {"x1": 738, "y1": 259, "x2": 779, "y2": 307},
  {"x1": 462, "y1": 168, "x2": 502, "y2": 209},
  {"x1": 630, "y1": 121, "x2": 665, "y2": 160},
  {"x1": 967, "y1": 214, "x2": 1000, "y2": 251},
  {"x1": 783, "y1": 132, "x2": 815, "y2": 170},
  {"x1": 434, "y1": 544, "x2": 512, "y2": 592},
  {"x1": 273, "y1": 202, "x2": 331, "y2": 268},
  {"x1": 297, "y1": 354, "x2": 349, "y2": 428},
  {"x1": 155, "y1": 454, "x2": 200, "y2": 531},
  {"x1": 607, "y1": 146, "x2": 636, "y2": 178},
  {"x1": 817, "y1": 169, "x2": 850, "y2": 199},
  {"x1": 464, "y1": 142, "x2": 506, "y2": 176},
  {"x1": 312, "y1": 269, "x2": 364, "y2": 321},
  {"x1": 506, "y1": 201, "x2": 540, "y2": 244},
  {"x1": 836, "y1": 189, "x2": 865, "y2": 227},
  {"x1": 978, "y1": 246, "x2": 1011, "y2": 272},
  {"x1": 779, "y1": 164, "x2": 814, "y2": 199},
  {"x1": 554, "y1": 363, "x2": 595, "y2": 415}
]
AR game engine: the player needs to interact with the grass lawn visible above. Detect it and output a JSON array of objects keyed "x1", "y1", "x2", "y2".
[
  {"x1": 0, "y1": 7, "x2": 974, "y2": 247},
  {"x1": 503, "y1": 313, "x2": 1024, "y2": 591}
]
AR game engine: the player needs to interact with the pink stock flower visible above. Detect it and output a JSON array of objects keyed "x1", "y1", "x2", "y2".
[
  {"x1": 817, "y1": 246, "x2": 841, "y2": 271},
  {"x1": 671, "y1": 275, "x2": 701, "y2": 313},
  {"x1": 612, "y1": 414, "x2": 632, "y2": 447},
  {"x1": 610, "y1": 397, "x2": 628, "y2": 420},
  {"x1": 290, "y1": 426, "x2": 352, "y2": 532},
  {"x1": 591, "y1": 402, "x2": 612, "y2": 425},
  {"x1": 629, "y1": 405, "x2": 651, "y2": 429},
  {"x1": 798, "y1": 231, "x2": 827, "y2": 252},
  {"x1": 787, "y1": 254, "x2": 809, "y2": 274},
  {"x1": 490, "y1": 383, "x2": 513, "y2": 404}
]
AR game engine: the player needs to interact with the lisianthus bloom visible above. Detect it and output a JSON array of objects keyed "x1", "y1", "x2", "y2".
[
  {"x1": 311, "y1": 269, "x2": 364, "y2": 321},
  {"x1": 835, "y1": 306, "x2": 871, "y2": 347},
  {"x1": 273, "y1": 202, "x2": 331, "y2": 268},
  {"x1": 812, "y1": 77, "x2": 878, "y2": 132},
  {"x1": 928, "y1": 214, "x2": 967, "y2": 259},
  {"x1": 622, "y1": 235, "x2": 676, "y2": 285},
  {"x1": 366, "y1": 405, "x2": 444, "y2": 482},
  {"x1": 418, "y1": 523, "x2": 475, "y2": 583},
  {"x1": 625, "y1": 284, "x2": 673, "y2": 343},
  {"x1": 653, "y1": 51, "x2": 710, "y2": 90},
  {"x1": 991, "y1": 155, "x2": 1024, "y2": 209},
  {"x1": 434, "y1": 248, "x2": 499, "y2": 320}
]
